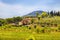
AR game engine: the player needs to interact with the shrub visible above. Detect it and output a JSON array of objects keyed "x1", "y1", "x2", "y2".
[
  {"x1": 29, "y1": 27, "x2": 31, "y2": 30},
  {"x1": 58, "y1": 27, "x2": 60, "y2": 32},
  {"x1": 58, "y1": 27, "x2": 60, "y2": 30},
  {"x1": 26, "y1": 26, "x2": 28, "y2": 28},
  {"x1": 41, "y1": 24, "x2": 45, "y2": 27},
  {"x1": 51, "y1": 24, "x2": 53, "y2": 27},
  {"x1": 34, "y1": 25, "x2": 36, "y2": 29},
  {"x1": 19, "y1": 25, "x2": 22, "y2": 27},
  {"x1": 54, "y1": 24, "x2": 57, "y2": 27},
  {"x1": 46, "y1": 23, "x2": 50, "y2": 26},
  {"x1": 41, "y1": 29, "x2": 45, "y2": 33}
]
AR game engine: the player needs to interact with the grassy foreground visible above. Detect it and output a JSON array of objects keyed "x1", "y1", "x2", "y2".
[
  {"x1": 0, "y1": 16, "x2": 60, "y2": 40},
  {"x1": 0, "y1": 27, "x2": 60, "y2": 40}
]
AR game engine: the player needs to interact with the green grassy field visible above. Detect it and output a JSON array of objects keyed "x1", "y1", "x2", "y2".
[
  {"x1": 0, "y1": 27, "x2": 60, "y2": 40},
  {"x1": 0, "y1": 16, "x2": 60, "y2": 40}
]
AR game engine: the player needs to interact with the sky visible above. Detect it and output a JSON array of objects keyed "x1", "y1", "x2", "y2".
[{"x1": 0, "y1": 0, "x2": 60, "y2": 18}]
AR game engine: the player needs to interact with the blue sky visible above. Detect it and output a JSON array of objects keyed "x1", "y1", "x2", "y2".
[{"x1": 0, "y1": 0, "x2": 60, "y2": 18}]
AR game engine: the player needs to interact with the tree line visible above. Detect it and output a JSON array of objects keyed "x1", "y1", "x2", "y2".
[
  {"x1": 0, "y1": 16, "x2": 22, "y2": 26},
  {"x1": 48, "y1": 11, "x2": 60, "y2": 16}
]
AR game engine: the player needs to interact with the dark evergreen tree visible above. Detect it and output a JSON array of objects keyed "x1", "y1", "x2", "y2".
[{"x1": 50, "y1": 11, "x2": 54, "y2": 16}]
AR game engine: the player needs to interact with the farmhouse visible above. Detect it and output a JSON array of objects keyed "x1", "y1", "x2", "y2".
[{"x1": 19, "y1": 18, "x2": 31, "y2": 25}]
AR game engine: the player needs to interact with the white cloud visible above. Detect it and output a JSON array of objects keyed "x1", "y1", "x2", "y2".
[
  {"x1": 0, "y1": 2, "x2": 40, "y2": 18},
  {"x1": 0, "y1": 0, "x2": 60, "y2": 18}
]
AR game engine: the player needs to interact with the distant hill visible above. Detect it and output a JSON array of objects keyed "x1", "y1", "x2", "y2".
[{"x1": 24, "y1": 10, "x2": 45, "y2": 16}]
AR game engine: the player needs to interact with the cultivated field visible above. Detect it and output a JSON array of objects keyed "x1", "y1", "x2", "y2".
[{"x1": 0, "y1": 26, "x2": 60, "y2": 40}]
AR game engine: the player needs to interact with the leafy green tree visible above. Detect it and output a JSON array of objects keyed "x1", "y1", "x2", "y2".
[
  {"x1": 41, "y1": 12, "x2": 48, "y2": 18},
  {"x1": 6, "y1": 16, "x2": 22, "y2": 24},
  {"x1": 6, "y1": 18, "x2": 14, "y2": 24},
  {"x1": 13, "y1": 16, "x2": 22, "y2": 23},
  {"x1": 0, "y1": 19, "x2": 6, "y2": 26}
]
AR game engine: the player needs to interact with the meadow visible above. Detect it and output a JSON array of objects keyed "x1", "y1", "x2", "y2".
[
  {"x1": 0, "y1": 26, "x2": 60, "y2": 40},
  {"x1": 0, "y1": 11, "x2": 60, "y2": 40}
]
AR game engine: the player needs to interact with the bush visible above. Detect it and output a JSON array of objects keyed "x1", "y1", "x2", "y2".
[
  {"x1": 41, "y1": 24, "x2": 45, "y2": 27},
  {"x1": 54, "y1": 24, "x2": 57, "y2": 27},
  {"x1": 41, "y1": 29, "x2": 45, "y2": 33},
  {"x1": 0, "y1": 23, "x2": 2, "y2": 26},
  {"x1": 58, "y1": 27, "x2": 60, "y2": 30},
  {"x1": 58, "y1": 27, "x2": 60, "y2": 32},
  {"x1": 19, "y1": 25, "x2": 22, "y2": 27},
  {"x1": 34, "y1": 25, "x2": 36, "y2": 29},
  {"x1": 29, "y1": 27, "x2": 31, "y2": 30}
]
